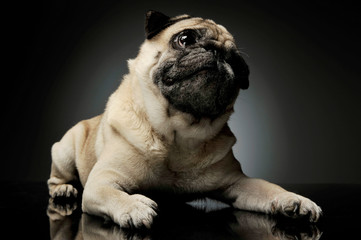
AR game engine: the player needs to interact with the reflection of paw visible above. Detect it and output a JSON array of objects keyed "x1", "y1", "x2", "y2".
[
  {"x1": 47, "y1": 197, "x2": 78, "y2": 220},
  {"x1": 272, "y1": 223, "x2": 323, "y2": 240},
  {"x1": 50, "y1": 184, "x2": 78, "y2": 198},
  {"x1": 231, "y1": 210, "x2": 322, "y2": 240},
  {"x1": 271, "y1": 192, "x2": 322, "y2": 222},
  {"x1": 113, "y1": 194, "x2": 158, "y2": 229},
  {"x1": 82, "y1": 213, "x2": 151, "y2": 240}
]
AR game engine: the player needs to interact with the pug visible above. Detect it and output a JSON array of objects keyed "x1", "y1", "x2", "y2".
[{"x1": 48, "y1": 11, "x2": 322, "y2": 228}]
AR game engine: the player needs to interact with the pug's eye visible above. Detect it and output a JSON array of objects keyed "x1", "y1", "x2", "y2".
[{"x1": 176, "y1": 30, "x2": 198, "y2": 48}]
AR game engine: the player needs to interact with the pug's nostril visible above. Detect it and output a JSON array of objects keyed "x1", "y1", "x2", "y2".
[
  {"x1": 203, "y1": 45, "x2": 213, "y2": 53},
  {"x1": 203, "y1": 45, "x2": 222, "y2": 59},
  {"x1": 211, "y1": 49, "x2": 218, "y2": 57}
]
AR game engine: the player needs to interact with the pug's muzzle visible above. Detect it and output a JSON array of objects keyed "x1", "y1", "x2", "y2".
[{"x1": 154, "y1": 33, "x2": 249, "y2": 119}]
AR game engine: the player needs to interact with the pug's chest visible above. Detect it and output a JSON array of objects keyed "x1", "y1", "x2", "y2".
[
  {"x1": 144, "y1": 166, "x2": 214, "y2": 195},
  {"x1": 142, "y1": 149, "x2": 218, "y2": 194}
]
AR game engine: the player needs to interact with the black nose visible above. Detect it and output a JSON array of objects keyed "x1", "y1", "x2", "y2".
[{"x1": 201, "y1": 40, "x2": 226, "y2": 59}]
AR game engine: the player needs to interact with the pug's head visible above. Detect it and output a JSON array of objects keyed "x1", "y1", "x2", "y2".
[{"x1": 134, "y1": 11, "x2": 249, "y2": 120}]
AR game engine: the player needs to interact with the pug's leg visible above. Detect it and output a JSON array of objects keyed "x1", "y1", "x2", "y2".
[
  {"x1": 48, "y1": 129, "x2": 79, "y2": 198},
  {"x1": 82, "y1": 168, "x2": 158, "y2": 228},
  {"x1": 224, "y1": 174, "x2": 322, "y2": 222}
]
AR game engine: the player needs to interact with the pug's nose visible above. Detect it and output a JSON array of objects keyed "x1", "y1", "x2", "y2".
[{"x1": 202, "y1": 40, "x2": 227, "y2": 59}]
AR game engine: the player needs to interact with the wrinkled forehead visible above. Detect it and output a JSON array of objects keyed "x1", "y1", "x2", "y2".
[{"x1": 155, "y1": 16, "x2": 235, "y2": 46}]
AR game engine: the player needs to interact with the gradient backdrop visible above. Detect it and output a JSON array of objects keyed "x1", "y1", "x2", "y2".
[{"x1": 4, "y1": 0, "x2": 361, "y2": 183}]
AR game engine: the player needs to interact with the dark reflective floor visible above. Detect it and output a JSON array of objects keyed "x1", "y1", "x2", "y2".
[{"x1": 1, "y1": 182, "x2": 360, "y2": 239}]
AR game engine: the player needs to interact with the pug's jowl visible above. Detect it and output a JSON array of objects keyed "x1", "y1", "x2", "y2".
[{"x1": 48, "y1": 11, "x2": 322, "y2": 228}]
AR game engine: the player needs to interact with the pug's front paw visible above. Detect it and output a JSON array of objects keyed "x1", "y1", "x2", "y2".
[
  {"x1": 113, "y1": 194, "x2": 158, "y2": 229},
  {"x1": 49, "y1": 184, "x2": 78, "y2": 198},
  {"x1": 270, "y1": 192, "x2": 322, "y2": 222}
]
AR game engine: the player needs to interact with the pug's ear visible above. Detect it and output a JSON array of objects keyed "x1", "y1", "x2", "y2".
[{"x1": 145, "y1": 11, "x2": 171, "y2": 39}]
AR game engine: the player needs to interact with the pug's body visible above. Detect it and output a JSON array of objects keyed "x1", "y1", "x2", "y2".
[{"x1": 48, "y1": 11, "x2": 322, "y2": 228}]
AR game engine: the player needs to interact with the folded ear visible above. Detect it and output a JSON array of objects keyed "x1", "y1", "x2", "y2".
[{"x1": 145, "y1": 11, "x2": 171, "y2": 39}]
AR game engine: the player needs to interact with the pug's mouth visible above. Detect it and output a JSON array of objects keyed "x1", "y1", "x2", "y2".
[
  {"x1": 154, "y1": 61, "x2": 238, "y2": 118},
  {"x1": 163, "y1": 64, "x2": 218, "y2": 86}
]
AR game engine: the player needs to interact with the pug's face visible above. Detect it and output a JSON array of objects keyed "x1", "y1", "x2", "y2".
[{"x1": 139, "y1": 11, "x2": 249, "y2": 119}]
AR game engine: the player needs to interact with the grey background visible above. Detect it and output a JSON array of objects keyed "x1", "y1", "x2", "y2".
[{"x1": 4, "y1": 0, "x2": 361, "y2": 183}]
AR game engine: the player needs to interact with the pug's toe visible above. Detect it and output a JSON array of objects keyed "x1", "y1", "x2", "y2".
[{"x1": 50, "y1": 184, "x2": 78, "y2": 198}]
